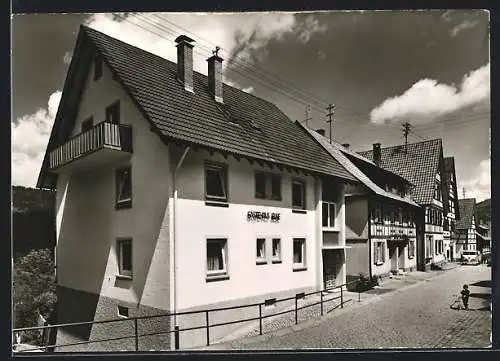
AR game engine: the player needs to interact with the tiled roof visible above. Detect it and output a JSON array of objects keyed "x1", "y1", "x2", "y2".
[
  {"x1": 443, "y1": 157, "x2": 460, "y2": 218},
  {"x1": 456, "y1": 198, "x2": 476, "y2": 230},
  {"x1": 358, "y1": 139, "x2": 442, "y2": 205},
  {"x1": 68, "y1": 26, "x2": 356, "y2": 182},
  {"x1": 299, "y1": 124, "x2": 419, "y2": 207}
]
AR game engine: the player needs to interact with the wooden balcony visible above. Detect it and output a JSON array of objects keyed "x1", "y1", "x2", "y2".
[{"x1": 49, "y1": 122, "x2": 132, "y2": 174}]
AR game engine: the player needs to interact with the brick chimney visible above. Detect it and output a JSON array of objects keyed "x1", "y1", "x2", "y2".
[
  {"x1": 175, "y1": 35, "x2": 195, "y2": 92},
  {"x1": 373, "y1": 143, "x2": 381, "y2": 166},
  {"x1": 207, "y1": 47, "x2": 223, "y2": 103},
  {"x1": 315, "y1": 129, "x2": 325, "y2": 136},
  {"x1": 342, "y1": 143, "x2": 350, "y2": 149}
]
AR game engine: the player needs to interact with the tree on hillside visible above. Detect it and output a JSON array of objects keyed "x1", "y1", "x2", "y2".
[{"x1": 13, "y1": 248, "x2": 57, "y2": 345}]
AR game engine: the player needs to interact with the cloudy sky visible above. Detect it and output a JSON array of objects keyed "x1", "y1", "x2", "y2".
[{"x1": 12, "y1": 10, "x2": 490, "y2": 201}]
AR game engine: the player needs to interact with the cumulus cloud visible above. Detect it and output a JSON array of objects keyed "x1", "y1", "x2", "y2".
[
  {"x1": 370, "y1": 63, "x2": 490, "y2": 124},
  {"x1": 459, "y1": 158, "x2": 490, "y2": 202},
  {"x1": 12, "y1": 91, "x2": 61, "y2": 187},
  {"x1": 450, "y1": 19, "x2": 479, "y2": 37},
  {"x1": 85, "y1": 13, "x2": 326, "y2": 76}
]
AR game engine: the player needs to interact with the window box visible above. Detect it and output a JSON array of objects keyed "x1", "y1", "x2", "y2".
[{"x1": 205, "y1": 162, "x2": 228, "y2": 203}]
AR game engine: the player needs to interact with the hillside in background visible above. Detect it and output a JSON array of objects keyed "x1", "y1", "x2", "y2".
[
  {"x1": 475, "y1": 198, "x2": 491, "y2": 224},
  {"x1": 12, "y1": 186, "x2": 56, "y2": 258}
]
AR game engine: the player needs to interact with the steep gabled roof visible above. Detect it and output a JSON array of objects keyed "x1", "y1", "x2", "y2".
[
  {"x1": 37, "y1": 25, "x2": 357, "y2": 188},
  {"x1": 456, "y1": 198, "x2": 476, "y2": 230},
  {"x1": 299, "y1": 124, "x2": 419, "y2": 207},
  {"x1": 358, "y1": 139, "x2": 443, "y2": 205}
]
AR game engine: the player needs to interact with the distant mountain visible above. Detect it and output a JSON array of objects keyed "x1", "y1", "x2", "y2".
[
  {"x1": 12, "y1": 186, "x2": 56, "y2": 258},
  {"x1": 476, "y1": 198, "x2": 491, "y2": 224}
]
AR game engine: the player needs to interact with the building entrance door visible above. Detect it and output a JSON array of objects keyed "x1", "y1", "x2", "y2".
[
  {"x1": 389, "y1": 245, "x2": 399, "y2": 273},
  {"x1": 322, "y1": 250, "x2": 337, "y2": 290}
]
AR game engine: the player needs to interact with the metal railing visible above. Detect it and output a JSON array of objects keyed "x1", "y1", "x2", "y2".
[
  {"x1": 49, "y1": 122, "x2": 132, "y2": 170},
  {"x1": 13, "y1": 279, "x2": 361, "y2": 352}
]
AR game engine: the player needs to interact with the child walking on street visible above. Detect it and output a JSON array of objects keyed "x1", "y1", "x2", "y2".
[{"x1": 461, "y1": 284, "x2": 470, "y2": 310}]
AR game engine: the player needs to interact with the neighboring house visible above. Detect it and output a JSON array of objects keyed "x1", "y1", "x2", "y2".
[
  {"x1": 359, "y1": 139, "x2": 448, "y2": 271},
  {"x1": 476, "y1": 222, "x2": 491, "y2": 253},
  {"x1": 36, "y1": 26, "x2": 358, "y2": 350},
  {"x1": 12, "y1": 186, "x2": 56, "y2": 260},
  {"x1": 455, "y1": 198, "x2": 477, "y2": 255},
  {"x1": 442, "y1": 157, "x2": 460, "y2": 261},
  {"x1": 299, "y1": 125, "x2": 420, "y2": 281}
]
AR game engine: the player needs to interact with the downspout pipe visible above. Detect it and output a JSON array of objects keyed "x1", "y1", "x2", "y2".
[{"x1": 172, "y1": 146, "x2": 190, "y2": 330}]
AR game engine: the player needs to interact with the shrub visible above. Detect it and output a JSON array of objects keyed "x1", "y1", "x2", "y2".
[
  {"x1": 13, "y1": 249, "x2": 56, "y2": 345},
  {"x1": 349, "y1": 273, "x2": 379, "y2": 292}
]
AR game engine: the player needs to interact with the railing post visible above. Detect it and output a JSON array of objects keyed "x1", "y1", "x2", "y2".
[
  {"x1": 340, "y1": 286, "x2": 344, "y2": 309},
  {"x1": 205, "y1": 311, "x2": 210, "y2": 346},
  {"x1": 134, "y1": 318, "x2": 138, "y2": 351},
  {"x1": 320, "y1": 291, "x2": 324, "y2": 316},
  {"x1": 259, "y1": 304, "x2": 263, "y2": 336},
  {"x1": 174, "y1": 326, "x2": 180, "y2": 350},
  {"x1": 295, "y1": 297, "x2": 298, "y2": 325}
]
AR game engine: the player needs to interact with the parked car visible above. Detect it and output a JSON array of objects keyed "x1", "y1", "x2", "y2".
[{"x1": 461, "y1": 250, "x2": 481, "y2": 265}]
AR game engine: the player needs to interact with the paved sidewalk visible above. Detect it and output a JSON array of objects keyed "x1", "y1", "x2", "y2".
[{"x1": 197, "y1": 265, "x2": 460, "y2": 349}]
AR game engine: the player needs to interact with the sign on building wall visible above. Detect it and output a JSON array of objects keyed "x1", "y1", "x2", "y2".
[{"x1": 247, "y1": 211, "x2": 281, "y2": 223}]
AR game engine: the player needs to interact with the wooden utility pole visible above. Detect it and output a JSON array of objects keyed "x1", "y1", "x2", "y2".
[
  {"x1": 463, "y1": 187, "x2": 466, "y2": 199},
  {"x1": 326, "y1": 103, "x2": 335, "y2": 144},
  {"x1": 402, "y1": 122, "x2": 411, "y2": 154},
  {"x1": 305, "y1": 105, "x2": 312, "y2": 127}
]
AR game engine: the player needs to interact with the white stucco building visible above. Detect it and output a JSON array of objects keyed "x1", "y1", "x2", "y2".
[{"x1": 37, "y1": 26, "x2": 358, "y2": 350}]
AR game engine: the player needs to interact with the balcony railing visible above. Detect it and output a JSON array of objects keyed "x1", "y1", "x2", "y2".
[{"x1": 49, "y1": 122, "x2": 132, "y2": 170}]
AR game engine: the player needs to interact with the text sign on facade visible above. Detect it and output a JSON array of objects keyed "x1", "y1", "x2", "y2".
[{"x1": 247, "y1": 211, "x2": 281, "y2": 223}]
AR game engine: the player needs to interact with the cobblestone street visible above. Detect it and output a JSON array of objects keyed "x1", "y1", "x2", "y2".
[{"x1": 204, "y1": 265, "x2": 491, "y2": 350}]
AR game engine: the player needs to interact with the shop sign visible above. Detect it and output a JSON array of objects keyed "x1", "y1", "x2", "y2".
[{"x1": 247, "y1": 211, "x2": 281, "y2": 223}]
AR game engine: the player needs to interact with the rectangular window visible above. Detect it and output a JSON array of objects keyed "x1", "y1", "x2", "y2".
[
  {"x1": 374, "y1": 203, "x2": 382, "y2": 223},
  {"x1": 105, "y1": 101, "x2": 120, "y2": 124},
  {"x1": 293, "y1": 238, "x2": 306, "y2": 270},
  {"x1": 426, "y1": 236, "x2": 433, "y2": 258},
  {"x1": 272, "y1": 238, "x2": 281, "y2": 263},
  {"x1": 322, "y1": 202, "x2": 336, "y2": 228},
  {"x1": 256, "y1": 238, "x2": 267, "y2": 264},
  {"x1": 206, "y1": 239, "x2": 228, "y2": 280},
  {"x1": 94, "y1": 54, "x2": 102, "y2": 81},
  {"x1": 205, "y1": 162, "x2": 228, "y2": 202},
  {"x1": 81, "y1": 116, "x2": 94, "y2": 132},
  {"x1": 255, "y1": 172, "x2": 266, "y2": 198},
  {"x1": 374, "y1": 241, "x2": 385, "y2": 264},
  {"x1": 292, "y1": 180, "x2": 306, "y2": 210},
  {"x1": 115, "y1": 167, "x2": 132, "y2": 209},
  {"x1": 271, "y1": 174, "x2": 281, "y2": 200},
  {"x1": 397, "y1": 208, "x2": 403, "y2": 224},
  {"x1": 117, "y1": 239, "x2": 132, "y2": 278},
  {"x1": 408, "y1": 241, "x2": 415, "y2": 258},
  {"x1": 255, "y1": 172, "x2": 282, "y2": 200}
]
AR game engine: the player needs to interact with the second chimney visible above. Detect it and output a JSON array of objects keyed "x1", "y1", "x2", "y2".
[
  {"x1": 373, "y1": 143, "x2": 381, "y2": 166},
  {"x1": 316, "y1": 129, "x2": 326, "y2": 136},
  {"x1": 207, "y1": 50, "x2": 223, "y2": 103},
  {"x1": 175, "y1": 35, "x2": 195, "y2": 92}
]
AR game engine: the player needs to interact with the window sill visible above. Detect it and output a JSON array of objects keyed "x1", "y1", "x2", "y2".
[
  {"x1": 292, "y1": 266, "x2": 307, "y2": 272},
  {"x1": 408, "y1": 256, "x2": 415, "y2": 260},
  {"x1": 374, "y1": 261, "x2": 384, "y2": 266},
  {"x1": 272, "y1": 259, "x2": 282, "y2": 264},
  {"x1": 115, "y1": 200, "x2": 132, "y2": 210},
  {"x1": 206, "y1": 274, "x2": 230, "y2": 282},
  {"x1": 256, "y1": 260, "x2": 268, "y2": 265},
  {"x1": 292, "y1": 209, "x2": 307, "y2": 214},
  {"x1": 116, "y1": 274, "x2": 132, "y2": 280},
  {"x1": 205, "y1": 200, "x2": 229, "y2": 208},
  {"x1": 322, "y1": 227, "x2": 339, "y2": 232}
]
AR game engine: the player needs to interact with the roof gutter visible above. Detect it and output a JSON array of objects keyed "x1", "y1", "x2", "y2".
[{"x1": 172, "y1": 145, "x2": 190, "y2": 331}]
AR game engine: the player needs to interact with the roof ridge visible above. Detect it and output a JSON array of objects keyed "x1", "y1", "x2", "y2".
[{"x1": 358, "y1": 138, "x2": 442, "y2": 154}]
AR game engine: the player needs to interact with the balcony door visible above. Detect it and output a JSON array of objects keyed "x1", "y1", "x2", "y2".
[{"x1": 106, "y1": 101, "x2": 120, "y2": 124}]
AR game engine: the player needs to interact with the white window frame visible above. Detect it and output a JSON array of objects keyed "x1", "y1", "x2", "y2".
[
  {"x1": 117, "y1": 238, "x2": 132, "y2": 278},
  {"x1": 205, "y1": 162, "x2": 228, "y2": 203},
  {"x1": 291, "y1": 179, "x2": 306, "y2": 210},
  {"x1": 374, "y1": 241, "x2": 385, "y2": 265},
  {"x1": 272, "y1": 238, "x2": 281, "y2": 263},
  {"x1": 256, "y1": 238, "x2": 267, "y2": 264},
  {"x1": 322, "y1": 201, "x2": 337, "y2": 229},
  {"x1": 292, "y1": 238, "x2": 307, "y2": 270},
  {"x1": 206, "y1": 238, "x2": 228, "y2": 280},
  {"x1": 115, "y1": 167, "x2": 132, "y2": 208}
]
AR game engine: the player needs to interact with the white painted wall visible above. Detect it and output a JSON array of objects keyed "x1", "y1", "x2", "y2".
[
  {"x1": 174, "y1": 148, "x2": 320, "y2": 310},
  {"x1": 56, "y1": 60, "x2": 173, "y2": 311}
]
